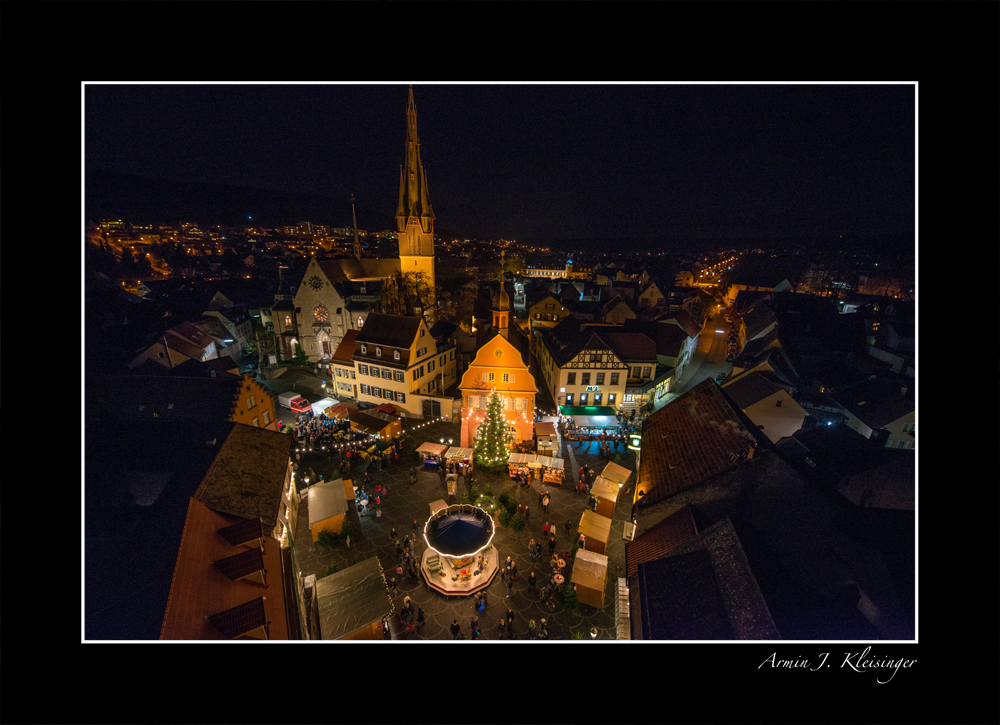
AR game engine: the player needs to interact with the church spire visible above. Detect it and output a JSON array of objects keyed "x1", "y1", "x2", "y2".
[{"x1": 396, "y1": 85, "x2": 435, "y2": 232}]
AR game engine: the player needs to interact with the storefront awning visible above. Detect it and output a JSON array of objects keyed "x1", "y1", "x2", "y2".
[{"x1": 559, "y1": 405, "x2": 618, "y2": 418}]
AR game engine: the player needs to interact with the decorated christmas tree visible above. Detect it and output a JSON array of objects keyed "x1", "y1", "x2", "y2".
[{"x1": 473, "y1": 390, "x2": 511, "y2": 471}]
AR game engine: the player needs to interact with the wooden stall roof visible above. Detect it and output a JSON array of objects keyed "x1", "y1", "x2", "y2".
[
  {"x1": 417, "y1": 442, "x2": 449, "y2": 456},
  {"x1": 429, "y1": 499, "x2": 448, "y2": 516},
  {"x1": 342, "y1": 479, "x2": 356, "y2": 501},
  {"x1": 536, "y1": 455, "x2": 564, "y2": 470},
  {"x1": 535, "y1": 421, "x2": 556, "y2": 437},
  {"x1": 445, "y1": 446, "x2": 473, "y2": 459},
  {"x1": 601, "y1": 461, "x2": 633, "y2": 485},
  {"x1": 571, "y1": 548, "x2": 609, "y2": 590},
  {"x1": 508, "y1": 452, "x2": 538, "y2": 465},
  {"x1": 590, "y1": 476, "x2": 619, "y2": 502},
  {"x1": 578, "y1": 509, "x2": 612, "y2": 543}
]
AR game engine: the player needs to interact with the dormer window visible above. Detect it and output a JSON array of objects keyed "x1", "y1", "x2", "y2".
[
  {"x1": 361, "y1": 344, "x2": 367, "y2": 354},
  {"x1": 394, "y1": 350, "x2": 400, "y2": 361},
  {"x1": 376, "y1": 347, "x2": 382, "y2": 357}
]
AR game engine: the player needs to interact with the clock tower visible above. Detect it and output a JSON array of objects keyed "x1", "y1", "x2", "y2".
[{"x1": 396, "y1": 86, "x2": 436, "y2": 322}]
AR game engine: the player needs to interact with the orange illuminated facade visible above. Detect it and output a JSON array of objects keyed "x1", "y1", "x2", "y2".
[{"x1": 459, "y1": 333, "x2": 538, "y2": 448}]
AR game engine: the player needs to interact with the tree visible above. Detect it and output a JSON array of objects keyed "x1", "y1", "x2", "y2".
[{"x1": 473, "y1": 390, "x2": 512, "y2": 471}]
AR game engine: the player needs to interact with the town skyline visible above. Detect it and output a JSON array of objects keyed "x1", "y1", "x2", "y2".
[{"x1": 85, "y1": 82, "x2": 915, "y2": 254}]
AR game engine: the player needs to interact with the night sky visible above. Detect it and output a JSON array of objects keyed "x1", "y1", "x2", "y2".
[{"x1": 85, "y1": 82, "x2": 914, "y2": 250}]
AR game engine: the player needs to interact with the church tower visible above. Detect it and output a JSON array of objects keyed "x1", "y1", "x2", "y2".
[
  {"x1": 396, "y1": 86, "x2": 436, "y2": 321},
  {"x1": 491, "y1": 251, "x2": 511, "y2": 339}
]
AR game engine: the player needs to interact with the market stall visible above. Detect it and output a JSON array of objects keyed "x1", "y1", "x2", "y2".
[
  {"x1": 445, "y1": 446, "x2": 474, "y2": 474},
  {"x1": 416, "y1": 442, "x2": 449, "y2": 469},
  {"x1": 535, "y1": 421, "x2": 558, "y2": 455},
  {"x1": 578, "y1": 509, "x2": 613, "y2": 556},
  {"x1": 590, "y1": 475, "x2": 619, "y2": 518},
  {"x1": 308, "y1": 479, "x2": 348, "y2": 541},
  {"x1": 570, "y1": 548, "x2": 609, "y2": 608},
  {"x1": 350, "y1": 409, "x2": 402, "y2": 440},
  {"x1": 600, "y1": 461, "x2": 633, "y2": 488},
  {"x1": 315, "y1": 557, "x2": 394, "y2": 640},
  {"x1": 536, "y1": 455, "x2": 565, "y2": 485},
  {"x1": 558, "y1": 405, "x2": 620, "y2": 438},
  {"x1": 507, "y1": 452, "x2": 538, "y2": 480}
]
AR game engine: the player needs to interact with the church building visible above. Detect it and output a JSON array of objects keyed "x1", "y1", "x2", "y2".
[{"x1": 283, "y1": 86, "x2": 437, "y2": 365}]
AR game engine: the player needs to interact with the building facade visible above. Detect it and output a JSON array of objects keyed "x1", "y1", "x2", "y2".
[{"x1": 351, "y1": 312, "x2": 457, "y2": 418}]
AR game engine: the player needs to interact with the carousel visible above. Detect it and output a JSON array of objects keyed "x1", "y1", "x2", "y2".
[{"x1": 420, "y1": 501, "x2": 500, "y2": 596}]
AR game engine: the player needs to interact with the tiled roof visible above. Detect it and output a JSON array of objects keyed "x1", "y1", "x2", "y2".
[
  {"x1": 355, "y1": 312, "x2": 422, "y2": 349},
  {"x1": 603, "y1": 331, "x2": 657, "y2": 363},
  {"x1": 636, "y1": 379, "x2": 760, "y2": 506},
  {"x1": 830, "y1": 375, "x2": 914, "y2": 430},
  {"x1": 331, "y1": 329, "x2": 359, "y2": 364},
  {"x1": 719, "y1": 371, "x2": 783, "y2": 409},
  {"x1": 159, "y1": 497, "x2": 289, "y2": 640},
  {"x1": 87, "y1": 374, "x2": 244, "y2": 423},
  {"x1": 633, "y1": 516, "x2": 780, "y2": 640},
  {"x1": 625, "y1": 504, "x2": 699, "y2": 579},
  {"x1": 193, "y1": 424, "x2": 292, "y2": 527}
]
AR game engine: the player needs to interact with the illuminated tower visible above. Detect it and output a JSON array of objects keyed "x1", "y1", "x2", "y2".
[{"x1": 396, "y1": 86, "x2": 436, "y2": 320}]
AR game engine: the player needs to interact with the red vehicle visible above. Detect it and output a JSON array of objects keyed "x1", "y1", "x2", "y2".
[{"x1": 277, "y1": 391, "x2": 312, "y2": 414}]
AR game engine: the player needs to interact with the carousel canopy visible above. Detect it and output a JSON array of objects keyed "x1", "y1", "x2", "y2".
[
  {"x1": 424, "y1": 505, "x2": 494, "y2": 558},
  {"x1": 417, "y1": 442, "x2": 449, "y2": 456}
]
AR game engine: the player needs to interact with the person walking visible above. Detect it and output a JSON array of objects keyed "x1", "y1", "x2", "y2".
[
  {"x1": 528, "y1": 619, "x2": 536, "y2": 640},
  {"x1": 471, "y1": 615, "x2": 480, "y2": 640},
  {"x1": 529, "y1": 538, "x2": 537, "y2": 562},
  {"x1": 528, "y1": 571, "x2": 537, "y2": 595},
  {"x1": 389, "y1": 527, "x2": 397, "y2": 541},
  {"x1": 506, "y1": 574, "x2": 514, "y2": 597},
  {"x1": 524, "y1": 505, "x2": 530, "y2": 525},
  {"x1": 542, "y1": 493, "x2": 549, "y2": 514},
  {"x1": 416, "y1": 607, "x2": 425, "y2": 632},
  {"x1": 548, "y1": 533, "x2": 556, "y2": 555},
  {"x1": 450, "y1": 619, "x2": 461, "y2": 639},
  {"x1": 509, "y1": 559, "x2": 517, "y2": 580},
  {"x1": 497, "y1": 618, "x2": 506, "y2": 640},
  {"x1": 390, "y1": 577, "x2": 398, "y2": 598},
  {"x1": 506, "y1": 608, "x2": 515, "y2": 639}
]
